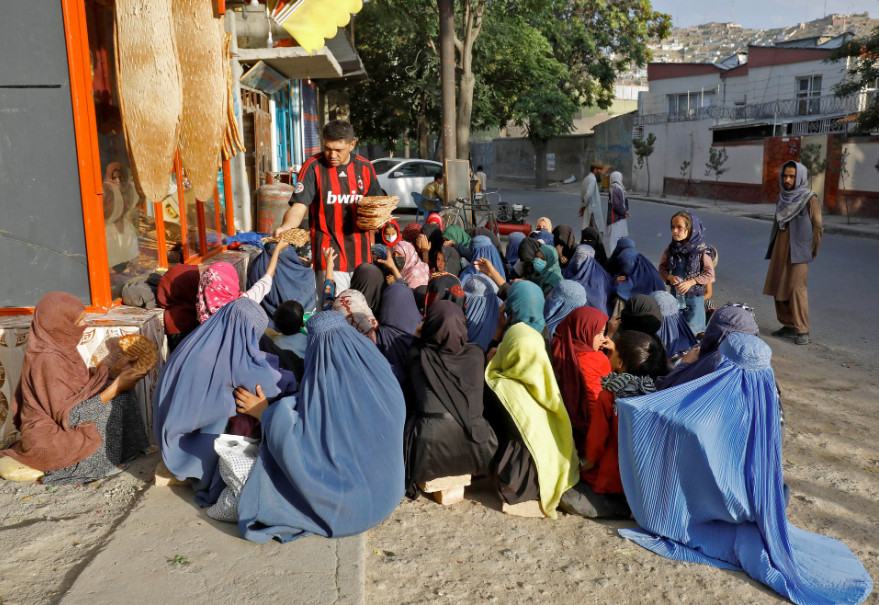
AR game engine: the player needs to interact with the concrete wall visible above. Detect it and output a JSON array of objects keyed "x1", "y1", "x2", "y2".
[
  {"x1": 746, "y1": 60, "x2": 845, "y2": 106},
  {"x1": 840, "y1": 139, "x2": 879, "y2": 191},
  {"x1": 490, "y1": 135, "x2": 596, "y2": 183},
  {"x1": 801, "y1": 134, "x2": 828, "y2": 194},
  {"x1": 717, "y1": 143, "x2": 764, "y2": 184},
  {"x1": 632, "y1": 119, "x2": 714, "y2": 195},
  {"x1": 593, "y1": 113, "x2": 635, "y2": 185}
]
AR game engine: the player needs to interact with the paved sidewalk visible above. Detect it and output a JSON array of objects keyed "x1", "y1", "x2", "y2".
[
  {"x1": 507, "y1": 177, "x2": 879, "y2": 240},
  {"x1": 626, "y1": 193, "x2": 879, "y2": 240},
  {"x1": 61, "y1": 483, "x2": 364, "y2": 605}
]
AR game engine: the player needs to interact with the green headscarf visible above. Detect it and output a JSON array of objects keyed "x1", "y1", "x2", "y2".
[
  {"x1": 505, "y1": 280, "x2": 546, "y2": 333},
  {"x1": 531, "y1": 245, "x2": 563, "y2": 294},
  {"x1": 443, "y1": 225, "x2": 471, "y2": 247}
]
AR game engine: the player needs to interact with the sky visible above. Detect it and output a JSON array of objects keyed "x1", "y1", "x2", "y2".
[{"x1": 650, "y1": 0, "x2": 875, "y2": 30}]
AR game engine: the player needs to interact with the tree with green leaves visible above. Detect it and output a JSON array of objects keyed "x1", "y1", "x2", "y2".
[
  {"x1": 799, "y1": 143, "x2": 827, "y2": 190},
  {"x1": 680, "y1": 160, "x2": 691, "y2": 197},
  {"x1": 632, "y1": 133, "x2": 657, "y2": 195},
  {"x1": 829, "y1": 27, "x2": 879, "y2": 132},
  {"x1": 517, "y1": 0, "x2": 671, "y2": 187},
  {"x1": 705, "y1": 147, "x2": 729, "y2": 182}
]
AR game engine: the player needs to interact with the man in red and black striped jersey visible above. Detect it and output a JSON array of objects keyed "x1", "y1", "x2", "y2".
[{"x1": 274, "y1": 120, "x2": 382, "y2": 298}]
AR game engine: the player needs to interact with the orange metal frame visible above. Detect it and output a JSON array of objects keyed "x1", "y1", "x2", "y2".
[{"x1": 2, "y1": 1, "x2": 236, "y2": 316}]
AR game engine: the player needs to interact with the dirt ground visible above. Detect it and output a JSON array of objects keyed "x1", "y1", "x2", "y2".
[
  {"x1": 0, "y1": 336, "x2": 876, "y2": 604},
  {"x1": 365, "y1": 336, "x2": 879, "y2": 604}
]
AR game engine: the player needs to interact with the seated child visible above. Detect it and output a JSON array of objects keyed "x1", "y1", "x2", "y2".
[
  {"x1": 271, "y1": 300, "x2": 306, "y2": 358},
  {"x1": 560, "y1": 330, "x2": 665, "y2": 519}
]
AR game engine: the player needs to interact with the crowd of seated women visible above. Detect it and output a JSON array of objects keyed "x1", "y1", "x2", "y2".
[{"x1": 0, "y1": 217, "x2": 871, "y2": 604}]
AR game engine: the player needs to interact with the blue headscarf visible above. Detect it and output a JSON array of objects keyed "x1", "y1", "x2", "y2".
[
  {"x1": 246, "y1": 242, "x2": 316, "y2": 321},
  {"x1": 153, "y1": 297, "x2": 297, "y2": 506},
  {"x1": 563, "y1": 244, "x2": 614, "y2": 315},
  {"x1": 371, "y1": 244, "x2": 388, "y2": 260},
  {"x1": 238, "y1": 311, "x2": 406, "y2": 543},
  {"x1": 463, "y1": 275, "x2": 501, "y2": 352},
  {"x1": 543, "y1": 280, "x2": 588, "y2": 339},
  {"x1": 460, "y1": 235, "x2": 505, "y2": 288},
  {"x1": 506, "y1": 280, "x2": 546, "y2": 334},
  {"x1": 531, "y1": 230, "x2": 554, "y2": 247},
  {"x1": 606, "y1": 237, "x2": 635, "y2": 275},
  {"x1": 657, "y1": 302, "x2": 759, "y2": 390},
  {"x1": 505, "y1": 232, "x2": 526, "y2": 279},
  {"x1": 614, "y1": 248, "x2": 665, "y2": 301},
  {"x1": 652, "y1": 290, "x2": 698, "y2": 357},
  {"x1": 616, "y1": 333, "x2": 873, "y2": 604},
  {"x1": 375, "y1": 283, "x2": 422, "y2": 382}
]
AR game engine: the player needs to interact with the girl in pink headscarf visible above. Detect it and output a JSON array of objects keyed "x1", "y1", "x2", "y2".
[
  {"x1": 393, "y1": 240, "x2": 431, "y2": 288},
  {"x1": 196, "y1": 240, "x2": 289, "y2": 323}
]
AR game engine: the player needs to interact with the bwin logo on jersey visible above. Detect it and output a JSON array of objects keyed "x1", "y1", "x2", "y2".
[{"x1": 326, "y1": 193, "x2": 362, "y2": 205}]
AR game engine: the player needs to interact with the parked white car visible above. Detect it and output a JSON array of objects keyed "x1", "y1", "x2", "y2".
[{"x1": 371, "y1": 158, "x2": 443, "y2": 208}]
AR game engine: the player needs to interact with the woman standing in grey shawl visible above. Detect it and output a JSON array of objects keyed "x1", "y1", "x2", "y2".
[
  {"x1": 604, "y1": 172, "x2": 629, "y2": 257},
  {"x1": 763, "y1": 160, "x2": 823, "y2": 345}
]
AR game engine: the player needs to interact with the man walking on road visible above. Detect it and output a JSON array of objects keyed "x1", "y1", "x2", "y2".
[
  {"x1": 274, "y1": 119, "x2": 383, "y2": 297},
  {"x1": 764, "y1": 160, "x2": 823, "y2": 345},
  {"x1": 579, "y1": 162, "x2": 605, "y2": 234}
]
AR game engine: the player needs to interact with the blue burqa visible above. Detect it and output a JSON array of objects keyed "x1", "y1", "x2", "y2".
[
  {"x1": 613, "y1": 248, "x2": 665, "y2": 301},
  {"x1": 657, "y1": 302, "x2": 759, "y2": 390},
  {"x1": 459, "y1": 235, "x2": 505, "y2": 289},
  {"x1": 246, "y1": 242, "x2": 316, "y2": 320},
  {"x1": 504, "y1": 232, "x2": 526, "y2": 279},
  {"x1": 543, "y1": 280, "x2": 588, "y2": 338},
  {"x1": 153, "y1": 297, "x2": 297, "y2": 506},
  {"x1": 463, "y1": 275, "x2": 501, "y2": 352},
  {"x1": 375, "y1": 283, "x2": 422, "y2": 382},
  {"x1": 616, "y1": 333, "x2": 873, "y2": 605},
  {"x1": 562, "y1": 244, "x2": 614, "y2": 315},
  {"x1": 237, "y1": 311, "x2": 406, "y2": 543},
  {"x1": 652, "y1": 290, "x2": 697, "y2": 357}
]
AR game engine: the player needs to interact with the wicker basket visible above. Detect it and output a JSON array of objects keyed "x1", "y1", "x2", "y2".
[{"x1": 355, "y1": 195, "x2": 399, "y2": 230}]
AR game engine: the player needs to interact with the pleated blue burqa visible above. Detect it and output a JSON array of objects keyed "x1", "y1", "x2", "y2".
[
  {"x1": 237, "y1": 310, "x2": 406, "y2": 543},
  {"x1": 246, "y1": 242, "x2": 316, "y2": 318},
  {"x1": 652, "y1": 290, "x2": 697, "y2": 357},
  {"x1": 153, "y1": 297, "x2": 296, "y2": 505},
  {"x1": 616, "y1": 333, "x2": 873, "y2": 605}
]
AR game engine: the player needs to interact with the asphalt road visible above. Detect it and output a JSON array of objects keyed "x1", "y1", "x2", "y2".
[{"x1": 485, "y1": 186, "x2": 879, "y2": 368}]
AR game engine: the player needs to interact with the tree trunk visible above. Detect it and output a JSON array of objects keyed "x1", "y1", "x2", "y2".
[
  {"x1": 646, "y1": 160, "x2": 651, "y2": 196},
  {"x1": 417, "y1": 110, "x2": 429, "y2": 159},
  {"x1": 438, "y1": 0, "x2": 456, "y2": 162},
  {"x1": 457, "y1": 70, "x2": 475, "y2": 160},
  {"x1": 533, "y1": 138, "x2": 549, "y2": 189}
]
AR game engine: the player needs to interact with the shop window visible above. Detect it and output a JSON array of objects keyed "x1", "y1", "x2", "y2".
[{"x1": 84, "y1": 0, "x2": 234, "y2": 302}]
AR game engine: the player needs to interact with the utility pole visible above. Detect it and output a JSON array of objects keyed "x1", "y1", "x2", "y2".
[{"x1": 438, "y1": 0, "x2": 456, "y2": 162}]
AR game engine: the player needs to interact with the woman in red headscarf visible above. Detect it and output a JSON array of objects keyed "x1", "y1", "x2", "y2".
[{"x1": 0, "y1": 292, "x2": 149, "y2": 483}]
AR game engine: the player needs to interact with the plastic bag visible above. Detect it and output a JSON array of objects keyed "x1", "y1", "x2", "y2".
[{"x1": 205, "y1": 435, "x2": 259, "y2": 523}]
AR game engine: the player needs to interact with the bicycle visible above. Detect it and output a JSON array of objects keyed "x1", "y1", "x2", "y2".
[{"x1": 439, "y1": 189, "x2": 501, "y2": 236}]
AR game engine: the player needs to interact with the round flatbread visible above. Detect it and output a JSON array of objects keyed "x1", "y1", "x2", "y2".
[{"x1": 118, "y1": 334, "x2": 158, "y2": 374}]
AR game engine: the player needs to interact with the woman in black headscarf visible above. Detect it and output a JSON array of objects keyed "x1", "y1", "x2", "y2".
[
  {"x1": 424, "y1": 272, "x2": 466, "y2": 312},
  {"x1": 404, "y1": 301, "x2": 497, "y2": 496},
  {"x1": 580, "y1": 227, "x2": 608, "y2": 268},
  {"x1": 608, "y1": 294, "x2": 663, "y2": 341},
  {"x1": 552, "y1": 225, "x2": 578, "y2": 267},
  {"x1": 516, "y1": 237, "x2": 542, "y2": 281},
  {"x1": 350, "y1": 263, "x2": 385, "y2": 316},
  {"x1": 376, "y1": 282, "x2": 422, "y2": 383},
  {"x1": 431, "y1": 245, "x2": 463, "y2": 276}
]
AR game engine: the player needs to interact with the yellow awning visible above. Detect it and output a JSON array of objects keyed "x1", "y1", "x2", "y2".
[{"x1": 271, "y1": 0, "x2": 363, "y2": 55}]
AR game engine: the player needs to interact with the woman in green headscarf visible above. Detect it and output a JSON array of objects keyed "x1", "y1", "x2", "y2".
[
  {"x1": 531, "y1": 245, "x2": 563, "y2": 295},
  {"x1": 443, "y1": 225, "x2": 471, "y2": 247},
  {"x1": 485, "y1": 319, "x2": 579, "y2": 518}
]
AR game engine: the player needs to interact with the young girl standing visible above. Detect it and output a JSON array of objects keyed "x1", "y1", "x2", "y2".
[{"x1": 659, "y1": 211, "x2": 715, "y2": 334}]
